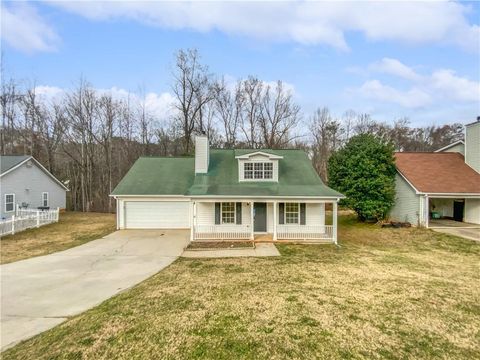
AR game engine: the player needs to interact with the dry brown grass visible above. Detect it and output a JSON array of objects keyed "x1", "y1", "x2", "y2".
[
  {"x1": 3, "y1": 216, "x2": 480, "y2": 359},
  {"x1": 0, "y1": 211, "x2": 116, "y2": 264}
]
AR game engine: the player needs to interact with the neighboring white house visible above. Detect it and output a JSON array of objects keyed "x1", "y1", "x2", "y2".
[
  {"x1": 111, "y1": 136, "x2": 344, "y2": 243},
  {"x1": 389, "y1": 119, "x2": 480, "y2": 227},
  {"x1": 0, "y1": 156, "x2": 68, "y2": 219}
]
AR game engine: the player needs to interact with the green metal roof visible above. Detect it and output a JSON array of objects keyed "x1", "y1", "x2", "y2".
[
  {"x1": 111, "y1": 157, "x2": 195, "y2": 195},
  {"x1": 1, "y1": 155, "x2": 30, "y2": 174},
  {"x1": 112, "y1": 149, "x2": 343, "y2": 198}
]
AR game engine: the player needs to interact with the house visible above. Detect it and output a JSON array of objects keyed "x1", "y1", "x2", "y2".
[
  {"x1": 0, "y1": 156, "x2": 68, "y2": 219},
  {"x1": 434, "y1": 140, "x2": 465, "y2": 155},
  {"x1": 389, "y1": 119, "x2": 480, "y2": 227},
  {"x1": 111, "y1": 136, "x2": 344, "y2": 243}
]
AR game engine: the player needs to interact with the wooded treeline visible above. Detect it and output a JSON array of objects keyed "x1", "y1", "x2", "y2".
[{"x1": 1, "y1": 49, "x2": 464, "y2": 212}]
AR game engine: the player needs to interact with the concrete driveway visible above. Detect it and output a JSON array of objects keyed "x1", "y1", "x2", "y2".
[
  {"x1": 432, "y1": 227, "x2": 480, "y2": 242},
  {"x1": 1, "y1": 229, "x2": 189, "y2": 350}
]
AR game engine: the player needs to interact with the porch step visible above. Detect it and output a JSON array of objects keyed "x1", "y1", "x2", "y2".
[{"x1": 254, "y1": 234, "x2": 273, "y2": 241}]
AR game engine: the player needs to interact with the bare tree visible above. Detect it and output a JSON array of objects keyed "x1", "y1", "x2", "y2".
[
  {"x1": 20, "y1": 86, "x2": 42, "y2": 157},
  {"x1": 36, "y1": 101, "x2": 66, "y2": 173},
  {"x1": 62, "y1": 79, "x2": 97, "y2": 212},
  {"x1": 92, "y1": 94, "x2": 119, "y2": 212},
  {"x1": 309, "y1": 107, "x2": 343, "y2": 182},
  {"x1": 0, "y1": 48, "x2": 469, "y2": 214},
  {"x1": 258, "y1": 81, "x2": 300, "y2": 148},
  {"x1": 342, "y1": 109, "x2": 357, "y2": 143},
  {"x1": 239, "y1": 76, "x2": 263, "y2": 148},
  {"x1": 0, "y1": 78, "x2": 21, "y2": 155},
  {"x1": 213, "y1": 78, "x2": 243, "y2": 148},
  {"x1": 171, "y1": 49, "x2": 213, "y2": 153},
  {"x1": 137, "y1": 86, "x2": 154, "y2": 155}
]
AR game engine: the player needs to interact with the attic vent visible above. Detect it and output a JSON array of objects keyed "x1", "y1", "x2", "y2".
[{"x1": 26, "y1": 160, "x2": 33, "y2": 168}]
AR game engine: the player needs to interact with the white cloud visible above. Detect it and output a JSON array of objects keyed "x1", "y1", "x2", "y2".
[
  {"x1": 222, "y1": 75, "x2": 296, "y2": 96},
  {"x1": 96, "y1": 87, "x2": 176, "y2": 121},
  {"x1": 369, "y1": 58, "x2": 422, "y2": 82},
  {"x1": 430, "y1": 69, "x2": 480, "y2": 102},
  {"x1": 33, "y1": 85, "x2": 176, "y2": 121},
  {"x1": 34, "y1": 85, "x2": 65, "y2": 102},
  {"x1": 358, "y1": 80, "x2": 432, "y2": 108},
  {"x1": 1, "y1": 3, "x2": 59, "y2": 53},
  {"x1": 355, "y1": 58, "x2": 480, "y2": 108},
  {"x1": 143, "y1": 92, "x2": 176, "y2": 120},
  {"x1": 44, "y1": 0, "x2": 479, "y2": 51}
]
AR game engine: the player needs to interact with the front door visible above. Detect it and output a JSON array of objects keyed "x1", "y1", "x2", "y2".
[
  {"x1": 453, "y1": 200, "x2": 464, "y2": 222},
  {"x1": 254, "y1": 203, "x2": 267, "y2": 232}
]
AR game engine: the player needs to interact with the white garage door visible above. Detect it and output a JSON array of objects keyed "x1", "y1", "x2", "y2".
[{"x1": 125, "y1": 201, "x2": 190, "y2": 229}]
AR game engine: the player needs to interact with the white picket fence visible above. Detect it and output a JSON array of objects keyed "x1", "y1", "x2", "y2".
[{"x1": 0, "y1": 208, "x2": 60, "y2": 237}]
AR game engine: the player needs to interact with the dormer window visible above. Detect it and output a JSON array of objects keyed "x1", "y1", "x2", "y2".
[
  {"x1": 244, "y1": 163, "x2": 253, "y2": 179},
  {"x1": 244, "y1": 162, "x2": 273, "y2": 179},
  {"x1": 236, "y1": 151, "x2": 282, "y2": 182}
]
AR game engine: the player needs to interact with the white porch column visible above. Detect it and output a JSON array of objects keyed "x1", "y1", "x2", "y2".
[
  {"x1": 333, "y1": 201, "x2": 338, "y2": 245},
  {"x1": 273, "y1": 201, "x2": 277, "y2": 240},
  {"x1": 250, "y1": 202, "x2": 254, "y2": 240},
  {"x1": 190, "y1": 201, "x2": 196, "y2": 241}
]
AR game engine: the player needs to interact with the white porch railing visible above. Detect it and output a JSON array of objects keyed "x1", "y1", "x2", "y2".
[
  {"x1": 194, "y1": 225, "x2": 251, "y2": 240},
  {"x1": 277, "y1": 225, "x2": 334, "y2": 241},
  {"x1": 0, "y1": 208, "x2": 60, "y2": 237}
]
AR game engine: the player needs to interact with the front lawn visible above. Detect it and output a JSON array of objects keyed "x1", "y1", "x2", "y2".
[
  {"x1": 3, "y1": 216, "x2": 479, "y2": 359},
  {"x1": 1, "y1": 211, "x2": 116, "y2": 264}
]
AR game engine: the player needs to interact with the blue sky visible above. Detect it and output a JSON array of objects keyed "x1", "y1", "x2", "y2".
[{"x1": 2, "y1": 1, "x2": 479, "y2": 127}]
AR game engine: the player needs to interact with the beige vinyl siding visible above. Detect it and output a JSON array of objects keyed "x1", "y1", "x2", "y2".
[
  {"x1": 389, "y1": 173, "x2": 421, "y2": 225},
  {"x1": 196, "y1": 202, "x2": 215, "y2": 225},
  {"x1": 464, "y1": 198, "x2": 480, "y2": 224},
  {"x1": 465, "y1": 121, "x2": 480, "y2": 173},
  {"x1": 195, "y1": 202, "x2": 326, "y2": 231},
  {"x1": 196, "y1": 202, "x2": 252, "y2": 226},
  {"x1": 442, "y1": 142, "x2": 465, "y2": 155}
]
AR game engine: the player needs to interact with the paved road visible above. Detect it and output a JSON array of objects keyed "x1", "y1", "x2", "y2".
[{"x1": 1, "y1": 230, "x2": 189, "y2": 351}]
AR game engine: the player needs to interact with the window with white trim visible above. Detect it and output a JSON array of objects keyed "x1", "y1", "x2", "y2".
[
  {"x1": 285, "y1": 203, "x2": 299, "y2": 224},
  {"x1": 42, "y1": 192, "x2": 49, "y2": 207},
  {"x1": 244, "y1": 162, "x2": 273, "y2": 180},
  {"x1": 244, "y1": 163, "x2": 253, "y2": 179},
  {"x1": 5, "y1": 194, "x2": 15, "y2": 212},
  {"x1": 221, "y1": 202, "x2": 235, "y2": 224}
]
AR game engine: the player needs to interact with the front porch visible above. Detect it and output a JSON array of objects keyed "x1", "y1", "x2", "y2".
[{"x1": 191, "y1": 199, "x2": 338, "y2": 244}]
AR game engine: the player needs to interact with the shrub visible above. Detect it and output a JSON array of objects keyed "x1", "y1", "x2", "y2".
[{"x1": 328, "y1": 134, "x2": 396, "y2": 221}]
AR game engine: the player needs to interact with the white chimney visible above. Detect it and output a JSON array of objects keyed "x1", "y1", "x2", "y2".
[
  {"x1": 195, "y1": 135, "x2": 209, "y2": 174},
  {"x1": 465, "y1": 117, "x2": 480, "y2": 173}
]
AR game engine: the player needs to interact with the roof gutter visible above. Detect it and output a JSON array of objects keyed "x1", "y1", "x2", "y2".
[
  {"x1": 419, "y1": 193, "x2": 480, "y2": 198},
  {"x1": 110, "y1": 194, "x2": 345, "y2": 200}
]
